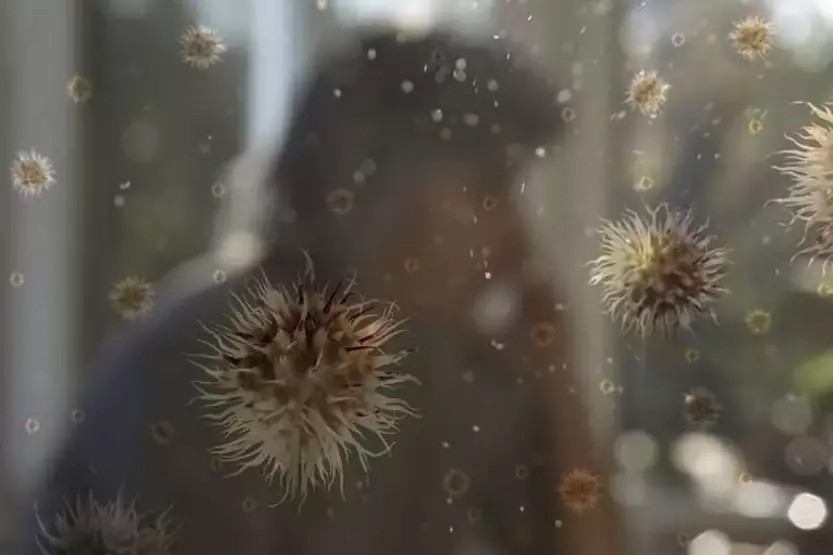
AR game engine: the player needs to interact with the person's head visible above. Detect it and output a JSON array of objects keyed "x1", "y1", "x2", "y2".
[{"x1": 267, "y1": 29, "x2": 561, "y2": 312}]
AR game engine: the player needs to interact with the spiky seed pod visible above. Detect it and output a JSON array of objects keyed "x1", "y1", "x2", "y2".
[
  {"x1": 109, "y1": 276, "x2": 155, "y2": 319},
  {"x1": 193, "y1": 254, "x2": 417, "y2": 503},
  {"x1": 180, "y1": 25, "x2": 227, "y2": 69},
  {"x1": 589, "y1": 204, "x2": 731, "y2": 337},
  {"x1": 36, "y1": 492, "x2": 175, "y2": 555},
  {"x1": 773, "y1": 103, "x2": 833, "y2": 273},
  {"x1": 683, "y1": 388, "x2": 721, "y2": 428},
  {"x1": 729, "y1": 16, "x2": 774, "y2": 61},
  {"x1": 558, "y1": 468, "x2": 602, "y2": 512},
  {"x1": 625, "y1": 70, "x2": 670, "y2": 117},
  {"x1": 10, "y1": 149, "x2": 55, "y2": 196}
]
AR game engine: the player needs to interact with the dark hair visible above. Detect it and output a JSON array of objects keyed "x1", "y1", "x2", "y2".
[{"x1": 269, "y1": 29, "x2": 561, "y2": 246}]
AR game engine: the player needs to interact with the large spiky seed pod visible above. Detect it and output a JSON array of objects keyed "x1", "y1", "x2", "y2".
[
  {"x1": 772, "y1": 103, "x2": 833, "y2": 273},
  {"x1": 193, "y1": 253, "x2": 417, "y2": 503},
  {"x1": 35, "y1": 492, "x2": 176, "y2": 555},
  {"x1": 589, "y1": 204, "x2": 731, "y2": 337}
]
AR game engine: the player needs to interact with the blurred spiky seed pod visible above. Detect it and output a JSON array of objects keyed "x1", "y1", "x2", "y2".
[
  {"x1": 558, "y1": 468, "x2": 602, "y2": 512},
  {"x1": 36, "y1": 492, "x2": 175, "y2": 555},
  {"x1": 773, "y1": 103, "x2": 833, "y2": 273},
  {"x1": 729, "y1": 16, "x2": 774, "y2": 61},
  {"x1": 589, "y1": 204, "x2": 730, "y2": 336},
  {"x1": 194, "y1": 253, "x2": 417, "y2": 503},
  {"x1": 683, "y1": 388, "x2": 721, "y2": 428}
]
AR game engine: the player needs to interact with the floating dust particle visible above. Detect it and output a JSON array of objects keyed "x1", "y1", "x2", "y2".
[
  {"x1": 818, "y1": 283, "x2": 833, "y2": 299},
  {"x1": 212, "y1": 269, "x2": 227, "y2": 284},
  {"x1": 211, "y1": 182, "x2": 226, "y2": 199},
  {"x1": 684, "y1": 348, "x2": 701, "y2": 363},
  {"x1": 403, "y1": 257, "x2": 421, "y2": 273},
  {"x1": 515, "y1": 465, "x2": 530, "y2": 480},
  {"x1": 633, "y1": 175, "x2": 655, "y2": 192},
  {"x1": 599, "y1": 379, "x2": 616, "y2": 395},
  {"x1": 745, "y1": 309, "x2": 772, "y2": 335},
  {"x1": 443, "y1": 469, "x2": 471, "y2": 497},
  {"x1": 748, "y1": 119, "x2": 764, "y2": 134},
  {"x1": 25, "y1": 418, "x2": 40, "y2": 435},
  {"x1": 71, "y1": 409, "x2": 85, "y2": 424},
  {"x1": 487, "y1": 79, "x2": 499, "y2": 92},
  {"x1": 561, "y1": 107, "x2": 576, "y2": 122},
  {"x1": 401, "y1": 80, "x2": 414, "y2": 93},
  {"x1": 241, "y1": 497, "x2": 257, "y2": 512},
  {"x1": 9, "y1": 272, "x2": 24, "y2": 287},
  {"x1": 326, "y1": 188, "x2": 355, "y2": 215},
  {"x1": 430, "y1": 109, "x2": 444, "y2": 122},
  {"x1": 113, "y1": 195, "x2": 125, "y2": 207},
  {"x1": 461, "y1": 370, "x2": 474, "y2": 383},
  {"x1": 453, "y1": 68, "x2": 467, "y2": 82},
  {"x1": 151, "y1": 421, "x2": 175, "y2": 445},
  {"x1": 530, "y1": 322, "x2": 555, "y2": 347}
]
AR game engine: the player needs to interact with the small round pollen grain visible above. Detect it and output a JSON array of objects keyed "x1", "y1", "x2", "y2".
[
  {"x1": 9, "y1": 272, "x2": 25, "y2": 287},
  {"x1": 442, "y1": 469, "x2": 471, "y2": 497},
  {"x1": 66, "y1": 75, "x2": 93, "y2": 104},
  {"x1": 25, "y1": 418, "x2": 40, "y2": 435},
  {"x1": 684, "y1": 348, "x2": 701, "y2": 363},
  {"x1": 745, "y1": 309, "x2": 772, "y2": 335},
  {"x1": 212, "y1": 269, "x2": 228, "y2": 284},
  {"x1": 211, "y1": 182, "x2": 227, "y2": 198},
  {"x1": 482, "y1": 196, "x2": 498, "y2": 211}
]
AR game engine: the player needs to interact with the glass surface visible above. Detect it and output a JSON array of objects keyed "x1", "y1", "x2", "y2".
[{"x1": 3, "y1": 1, "x2": 833, "y2": 554}]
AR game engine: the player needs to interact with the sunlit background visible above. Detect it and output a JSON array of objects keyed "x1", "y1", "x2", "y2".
[{"x1": 5, "y1": 0, "x2": 833, "y2": 553}]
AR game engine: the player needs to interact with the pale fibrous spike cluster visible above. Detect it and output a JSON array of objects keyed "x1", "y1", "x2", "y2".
[
  {"x1": 193, "y1": 253, "x2": 417, "y2": 503},
  {"x1": 589, "y1": 204, "x2": 731, "y2": 337},
  {"x1": 36, "y1": 492, "x2": 176, "y2": 555},
  {"x1": 772, "y1": 103, "x2": 833, "y2": 273},
  {"x1": 625, "y1": 70, "x2": 670, "y2": 117}
]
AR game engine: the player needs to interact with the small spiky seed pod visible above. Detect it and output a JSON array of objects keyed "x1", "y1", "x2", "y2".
[
  {"x1": 10, "y1": 150, "x2": 55, "y2": 196},
  {"x1": 36, "y1": 492, "x2": 175, "y2": 555},
  {"x1": 193, "y1": 253, "x2": 417, "y2": 503},
  {"x1": 683, "y1": 388, "x2": 721, "y2": 428},
  {"x1": 589, "y1": 204, "x2": 730, "y2": 336},
  {"x1": 180, "y1": 25, "x2": 227, "y2": 69},
  {"x1": 730, "y1": 16, "x2": 774, "y2": 61},
  {"x1": 558, "y1": 468, "x2": 602, "y2": 512},
  {"x1": 625, "y1": 70, "x2": 670, "y2": 116},
  {"x1": 109, "y1": 276, "x2": 155, "y2": 319},
  {"x1": 773, "y1": 103, "x2": 833, "y2": 273}
]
